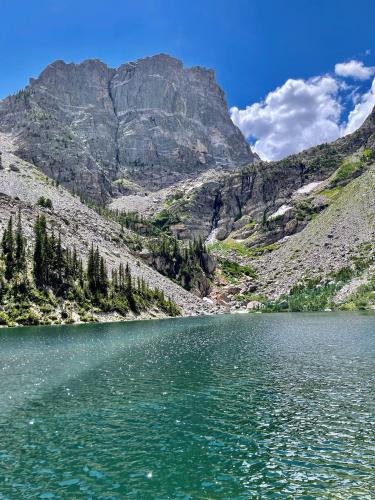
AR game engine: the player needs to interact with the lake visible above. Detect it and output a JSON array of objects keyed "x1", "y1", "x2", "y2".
[{"x1": 0, "y1": 313, "x2": 374, "y2": 498}]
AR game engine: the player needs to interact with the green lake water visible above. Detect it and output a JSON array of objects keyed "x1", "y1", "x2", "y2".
[{"x1": 0, "y1": 313, "x2": 374, "y2": 499}]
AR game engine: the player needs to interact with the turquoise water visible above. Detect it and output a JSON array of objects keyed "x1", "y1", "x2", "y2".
[{"x1": 0, "y1": 313, "x2": 374, "y2": 499}]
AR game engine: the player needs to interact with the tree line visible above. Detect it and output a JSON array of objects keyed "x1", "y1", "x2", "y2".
[
  {"x1": 148, "y1": 235, "x2": 210, "y2": 290},
  {"x1": 0, "y1": 211, "x2": 179, "y2": 325},
  {"x1": 77, "y1": 199, "x2": 214, "y2": 293}
]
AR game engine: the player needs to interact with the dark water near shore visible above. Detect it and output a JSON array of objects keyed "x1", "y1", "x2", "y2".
[{"x1": 0, "y1": 313, "x2": 374, "y2": 499}]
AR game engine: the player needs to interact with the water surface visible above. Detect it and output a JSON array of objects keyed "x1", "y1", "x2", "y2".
[{"x1": 0, "y1": 313, "x2": 374, "y2": 498}]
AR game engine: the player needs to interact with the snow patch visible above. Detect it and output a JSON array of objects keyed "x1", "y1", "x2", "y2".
[
  {"x1": 269, "y1": 204, "x2": 293, "y2": 220},
  {"x1": 295, "y1": 181, "x2": 324, "y2": 195},
  {"x1": 205, "y1": 227, "x2": 220, "y2": 245}
]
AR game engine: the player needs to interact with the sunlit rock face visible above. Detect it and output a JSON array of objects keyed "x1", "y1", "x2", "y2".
[{"x1": 0, "y1": 54, "x2": 255, "y2": 200}]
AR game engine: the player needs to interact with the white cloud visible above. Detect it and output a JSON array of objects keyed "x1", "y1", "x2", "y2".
[
  {"x1": 231, "y1": 76, "x2": 342, "y2": 161},
  {"x1": 231, "y1": 59, "x2": 375, "y2": 161},
  {"x1": 335, "y1": 60, "x2": 374, "y2": 80},
  {"x1": 344, "y1": 78, "x2": 375, "y2": 134}
]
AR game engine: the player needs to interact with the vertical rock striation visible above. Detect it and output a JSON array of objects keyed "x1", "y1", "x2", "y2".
[{"x1": 0, "y1": 54, "x2": 256, "y2": 200}]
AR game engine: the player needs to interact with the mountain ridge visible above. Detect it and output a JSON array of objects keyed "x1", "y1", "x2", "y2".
[
  {"x1": 152, "y1": 105, "x2": 375, "y2": 310},
  {"x1": 1, "y1": 56, "x2": 375, "y2": 318},
  {"x1": 0, "y1": 54, "x2": 256, "y2": 201},
  {"x1": 163, "y1": 105, "x2": 375, "y2": 242}
]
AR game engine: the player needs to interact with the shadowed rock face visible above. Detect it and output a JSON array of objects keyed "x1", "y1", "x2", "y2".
[{"x1": 0, "y1": 54, "x2": 255, "y2": 200}]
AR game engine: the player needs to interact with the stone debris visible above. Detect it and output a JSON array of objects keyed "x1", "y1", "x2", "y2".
[{"x1": 0, "y1": 135, "x2": 220, "y2": 318}]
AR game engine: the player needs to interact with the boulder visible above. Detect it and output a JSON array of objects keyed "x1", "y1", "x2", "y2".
[
  {"x1": 246, "y1": 300, "x2": 264, "y2": 310},
  {"x1": 201, "y1": 253, "x2": 216, "y2": 274}
]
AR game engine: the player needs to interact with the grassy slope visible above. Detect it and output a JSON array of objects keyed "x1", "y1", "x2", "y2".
[{"x1": 254, "y1": 165, "x2": 375, "y2": 299}]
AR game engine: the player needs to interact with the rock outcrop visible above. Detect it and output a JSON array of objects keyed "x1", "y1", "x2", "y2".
[
  {"x1": 166, "y1": 105, "x2": 375, "y2": 242},
  {"x1": 0, "y1": 54, "x2": 256, "y2": 201},
  {"x1": 157, "y1": 105, "x2": 375, "y2": 302}
]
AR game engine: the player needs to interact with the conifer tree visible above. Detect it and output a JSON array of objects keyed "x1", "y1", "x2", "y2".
[
  {"x1": 2, "y1": 216, "x2": 15, "y2": 280},
  {"x1": 112, "y1": 268, "x2": 118, "y2": 291},
  {"x1": 15, "y1": 210, "x2": 26, "y2": 273},
  {"x1": 99, "y1": 256, "x2": 108, "y2": 295},
  {"x1": 55, "y1": 232, "x2": 64, "y2": 284},
  {"x1": 33, "y1": 215, "x2": 47, "y2": 288},
  {"x1": 87, "y1": 244, "x2": 96, "y2": 294},
  {"x1": 125, "y1": 263, "x2": 132, "y2": 295}
]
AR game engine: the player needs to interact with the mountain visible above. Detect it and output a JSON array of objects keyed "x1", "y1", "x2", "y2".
[
  {"x1": 0, "y1": 132, "x2": 219, "y2": 325},
  {"x1": 1, "y1": 54, "x2": 375, "y2": 322},
  {"x1": 161, "y1": 107, "x2": 375, "y2": 241},
  {"x1": 159, "y1": 106, "x2": 375, "y2": 310},
  {"x1": 0, "y1": 54, "x2": 256, "y2": 201}
]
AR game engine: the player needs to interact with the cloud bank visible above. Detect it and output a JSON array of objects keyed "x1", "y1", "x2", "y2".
[{"x1": 231, "y1": 60, "x2": 375, "y2": 161}]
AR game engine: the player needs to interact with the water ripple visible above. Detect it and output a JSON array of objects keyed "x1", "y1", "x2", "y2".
[{"x1": 0, "y1": 313, "x2": 374, "y2": 498}]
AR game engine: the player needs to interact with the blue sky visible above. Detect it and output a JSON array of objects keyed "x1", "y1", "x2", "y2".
[{"x1": 1, "y1": 0, "x2": 375, "y2": 159}]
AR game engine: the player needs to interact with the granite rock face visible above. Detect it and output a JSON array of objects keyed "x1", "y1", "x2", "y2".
[
  {"x1": 0, "y1": 54, "x2": 255, "y2": 200},
  {"x1": 166, "y1": 105, "x2": 375, "y2": 242}
]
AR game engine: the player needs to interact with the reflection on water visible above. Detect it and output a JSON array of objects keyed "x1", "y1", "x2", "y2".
[{"x1": 0, "y1": 313, "x2": 374, "y2": 498}]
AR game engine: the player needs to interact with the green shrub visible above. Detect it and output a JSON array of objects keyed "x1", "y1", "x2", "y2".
[
  {"x1": 334, "y1": 266, "x2": 354, "y2": 282},
  {"x1": 80, "y1": 313, "x2": 95, "y2": 323},
  {"x1": 221, "y1": 259, "x2": 257, "y2": 278},
  {"x1": 319, "y1": 186, "x2": 343, "y2": 201},
  {"x1": 39, "y1": 304, "x2": 54, "y2": 313},
  {"x1": 235, "y1": 292, "x2": 264, "y2": 303},
  {"x1": 151, "y1": 209, "x2": 180, "y2": 231},
  {"x1": 0, "y1": 311, "x2": 10, "y2": 325},
  {"x1": 209, "y1": 240, "x2": 254, "y2": 258},
  {"x1": 342, "y1": 273, "x2": 375, "y2": 310},
  {"x1": 330, "y1": 160, "x2": 361, "y2": 186},
  {"x1": 164, "y1": 192, "x2": 183, "y2": 206},
  {"x1": 16, "y1": 311, "x2": 40, "y2": 325},
  {"x1": 37, "y1": 196, "x2": 53, "y2": 209},
  {"x1": 263, "y1": 279, "x2": 336, "y2": 312},
  {"x1": 251, "y1": 243, "x2": 281, "y2": 255},
  {"x1": 361, "y1": 148, "x2": 373, "y2": 163}
]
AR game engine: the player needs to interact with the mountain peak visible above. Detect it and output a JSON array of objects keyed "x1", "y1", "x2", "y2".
[{"x1": 0, "y1": 54, "x2": 255, "y2": 201}]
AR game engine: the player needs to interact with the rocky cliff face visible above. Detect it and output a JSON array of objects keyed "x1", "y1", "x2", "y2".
[
  {"x1": 160, "y1": 106, "x2": 375, "y2": 306},
  {"x1": 167, "y1": 106, "x2": 375, "y2": 242},
  {"x1": 0, "y1": 54, "x2": 255, "y2": 200}
]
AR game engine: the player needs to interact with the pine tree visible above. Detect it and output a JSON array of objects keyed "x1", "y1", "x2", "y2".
[
  {"x1": 15, "y1": 210, "x2": 26, "y2": 273},
  {"x1": 78, "y1": 258, "x2": 84, "y2": 284},
  {"x1": 86, "y1": 245, "x2": 108, "y2": 298},
  {"x1": 55, "y1": 232, "x2": 64, "y2": 284},
  {"x1": 125, "y1": 263, "x2": 132, "y2": 294},
  {"x1": 33, "y1": 215, "x2": 47, "y2": 288},
  {"x1": 93, "y1": 247, "x2": 100, "y2": 291},
  {"x1": 99, "y1": 256, "x2": 108, "y2": 295},
  {"x1": 2, "y1": 216, "x2": 15, "y2": 280},
  {"x1": 87, "y1": 244, "x2": 96, "y2": 294},
  {"x1": 112, "y1": 268, "x2": 118, "y2": 291},
  {"x1": 119, "y1": 263, "x2": 125, "y2": 290}
]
